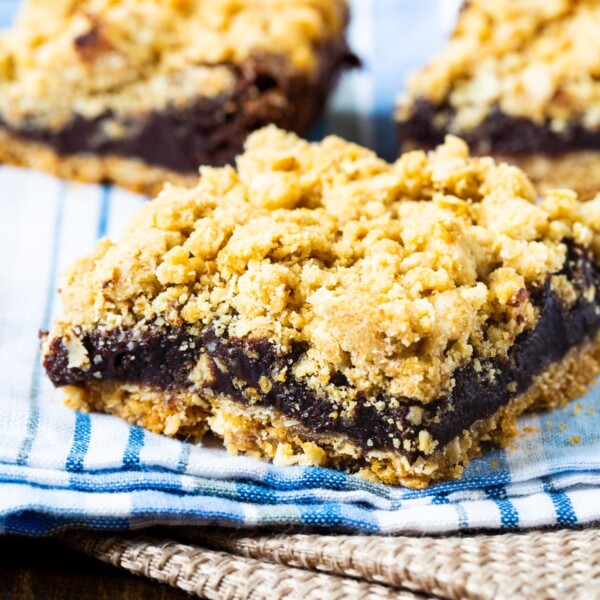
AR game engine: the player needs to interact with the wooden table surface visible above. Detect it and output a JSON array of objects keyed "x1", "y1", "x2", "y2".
[{"x1": 0, "y1": 536, "x2": 192, "y2": 600}]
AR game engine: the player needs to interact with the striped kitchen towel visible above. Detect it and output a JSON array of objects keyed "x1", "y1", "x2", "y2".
[{"x1": 1, "y1": 0, "x2": 600, "y2": 537}]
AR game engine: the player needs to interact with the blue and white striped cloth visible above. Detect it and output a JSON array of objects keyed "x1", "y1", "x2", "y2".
[{"x1": 1, "y1": 0, "x2": 600, "y2": 537}]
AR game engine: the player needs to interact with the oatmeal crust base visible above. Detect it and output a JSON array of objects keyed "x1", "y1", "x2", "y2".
[
  {"x1": 0, "y1": 129, "x2": 196, "y2": 196},
  {"x1": 62, "y1": 332, "x2": 600, "y2": 488},
  {"x1": 63, "y1": 381, "x2": 212, "y2": 440}
]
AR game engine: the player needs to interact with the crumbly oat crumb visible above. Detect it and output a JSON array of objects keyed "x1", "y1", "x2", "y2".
[
  {"x1": 47, "y1": 126, "x2": 600, "y2": 404},
  {"x1": 397, "y1": 0, "x2": 600, "y2": 132},
  {"x1": 0, "y1": 0, "x2": 347, "y2": 129}
]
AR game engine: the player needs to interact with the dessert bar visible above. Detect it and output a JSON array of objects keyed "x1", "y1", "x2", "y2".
[
  {"x1": 396, "y1": 0, "x2": 600, "y2": 199},
  {"x1": 42, "y1": 127, "x2": 600, "y2": 487},
  {"x1": 0, "y1": 0, "x2": 354, "y2": 194}
]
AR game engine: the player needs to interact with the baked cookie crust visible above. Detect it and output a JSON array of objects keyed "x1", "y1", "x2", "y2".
[
  {"x1": 42, "y1": 127, "x2": 600, "y2": 487},
  {"x1": 0, "y1": 0, "x2": 354, "y2": 193},
  {"x1": 395, "y1": 0, "x2": 600, "y2": 199}
]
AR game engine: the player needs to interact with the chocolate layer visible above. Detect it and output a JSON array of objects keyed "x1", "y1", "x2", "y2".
[
  {"x1": 397, "y1": 98, "x2": 600, "y2": 155},
  {"x1": 2, "y1": 41, "x2": 356, "y2": 173},
  {"x1": 43, "y1": 244, "x2": 600, "y2": 460}
]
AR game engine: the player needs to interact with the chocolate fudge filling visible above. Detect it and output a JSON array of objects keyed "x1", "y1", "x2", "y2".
[
  {"x1": 398, "y1": 98, "x2": 600, "y2": 156},
  {"x1": 2, "y1": 41, "x2": 356, "y2": 173},
  {"x1": 43, "y1": 244, "x2": 600, "y2": 461}
]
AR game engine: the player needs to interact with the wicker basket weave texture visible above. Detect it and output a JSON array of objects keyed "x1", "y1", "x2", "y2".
[{"x1": 62, "y1": 528, "x2": 600, "y2": 600}]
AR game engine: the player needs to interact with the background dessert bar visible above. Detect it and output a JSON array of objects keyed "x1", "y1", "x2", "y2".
[
  {"x1": 396, "y1": 0, "x2": 600, "y2": 199},
  {"x1": 0, "y1": 0, "x2": 355, "y2": 194}
]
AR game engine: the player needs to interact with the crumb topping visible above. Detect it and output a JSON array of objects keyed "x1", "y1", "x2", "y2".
[
  {"x1": 396, "y1": 0, "x2": 600, "y2": 133},
  {"x1": 0, "y1": 0, "x2": 347, "y2": 129},
  {"x1": 47, "y1": 127, "x2": 600, "y2": 403}
]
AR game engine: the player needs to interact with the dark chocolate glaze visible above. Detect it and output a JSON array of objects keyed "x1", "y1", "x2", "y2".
[
  {"x1": 200, "y1": 331, "x2": 418, "y2": 458},
  {"x1": 397, "y1": 98, "x2": 600, "y2": 156},
  {"x1": 43, "y1": 244, "x2": 600, "y2": 459},
  {"x1": 2, "y1": 41, "x2": 357, "y2": 173},
  {"x1": 44, "y1": 326, "x2": 200, "y2": 390}
]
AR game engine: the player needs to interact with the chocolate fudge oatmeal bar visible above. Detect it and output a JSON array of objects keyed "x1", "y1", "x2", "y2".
[
  {"x1": 0, "y1": 0, "x2": 354, "y2": 195},
  {"x1": 42, "y1": 126, "x2": 600, "y2": 488},
  {"x1": 396, "y1": 0, "x2": 600, "y2": 199}
]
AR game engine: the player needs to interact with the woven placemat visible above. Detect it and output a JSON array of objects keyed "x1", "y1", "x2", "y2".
[{"x1": 60, "y1": 527, "x2": 600, "y2": 600}]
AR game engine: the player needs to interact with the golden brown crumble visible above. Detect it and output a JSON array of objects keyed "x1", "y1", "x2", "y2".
[
  {"x1": 45, "y1": 127, "x2": 600, "y2": 405},
  {"x1": 396, "y1": 0, "x2": 600, "y2": 133},
  {"x1": 0, "y1": 0, "x2": 347, "y2": 130}
]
